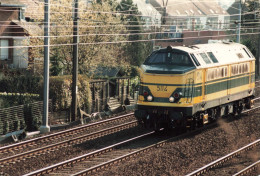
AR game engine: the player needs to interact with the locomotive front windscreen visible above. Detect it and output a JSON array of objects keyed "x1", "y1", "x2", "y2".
[{"x1": 144, "y1": 50, "x2": 194, "y2": 67}]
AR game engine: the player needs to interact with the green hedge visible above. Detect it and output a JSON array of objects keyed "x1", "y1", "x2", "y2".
[
  {"x1": 39, "y1": 75, "x2": 92, "y2": 112},
  {"x1": 0, "y1": 93, "x2": 40, "y2": 108},
  {"x1": 0, "y1": 74, "x2": 41, "y2": 94}
]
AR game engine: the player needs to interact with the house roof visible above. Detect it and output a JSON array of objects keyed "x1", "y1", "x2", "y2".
[
  {"x1": 227, "y1": 0, "x2": 249, "y2": 17},
  {"x1": 0, "y1": 0, "x2": 43, "y2": 20},
  {"x1": 166, "y1": 0, "x2": 204, "y2": 16},
  {"x1": 0, "y1": 0, "x2": 25, "y2": 7},
  {"x1": 12, "y1": 20, "x2": 43, "y2": 36},
  {"x1": 90, "y1": 67, "x2": 124, "y2": 78},
  {"x1": 132, "y1": 0, "x2": 161, "y2": 19},
  {"x1": 193, "y1": 0, "x2": 228, "y2": 16},
  {"x1": 18, "y1": 0, "x2": 44, "y2": 20},
  {"x1": 153, "y1": 0, "x2": 228, "y2": 17}
]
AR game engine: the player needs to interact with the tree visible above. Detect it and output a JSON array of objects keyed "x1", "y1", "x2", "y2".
[
  {"x1": 117, "y1": 0, "x2": 152, "y2": 66},
  {"x1": 241, "y1": 0, "x2": 260, "y2": 75},
  {"x1": 29, "y1": 0, "x2": 130, "y2": 76},
  {"x1": 241, "y1": 0, "x2": 259, "y2": 56}
]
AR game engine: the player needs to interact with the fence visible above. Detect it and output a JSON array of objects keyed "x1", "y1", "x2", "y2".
[
  {"x1": 0, "y1": 100, "x2": 52, "y2": 135},
  {"x1": 89, "y1": 77, "x2": 137, "y2": 113}
]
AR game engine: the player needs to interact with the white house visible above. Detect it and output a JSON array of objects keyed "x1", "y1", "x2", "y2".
[
  {"x1": 132, "y1": 0, "x2": 162, "y2": 30},
  {"x1": 150, "y1": 0, "x2": 230, "y2": 31}
]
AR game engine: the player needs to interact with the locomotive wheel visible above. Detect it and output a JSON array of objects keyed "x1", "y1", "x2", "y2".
[
  {"x1": 144, "y1": 115, "x2": 151, "y2": 129},
  {"x1": 153, "y1": 121, "x2": 160, "y2": 132},
  {"x1": 236, "y1": 103, "x2": 243, "y2": 117},
  {"x1": 180, "y1": 119, "x2": 187, "y2": 133},
  {"x1": 245, "y1": 98, "x2": 254, "y2": 109}
]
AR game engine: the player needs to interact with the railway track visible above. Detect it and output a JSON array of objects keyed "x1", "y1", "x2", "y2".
[
  {"x1": 20, "y1": 102, "x2": 260, "y2": 176},
  {"x1": 0, "y1": 120, "x2": 138, "y2": 166},
  {"x1": 183, "y1": 98, "x2": 260, "y2": 176},
  {"x1": 233, "y1": 160, "x2": 260, "y2": 176},
  {"x1": 186, "y1": 139, "x2": 260, "y2": 176},
  {"x1": 0, "y1": 113, "x2": 134, "y2": 155},
  {"x1": 23, "y1": 131, "x2": 157, "y2": 176},
  {"x1": 23, "y1": 124, "x2": 217, "y2": 176},
  {"x1": 1, "y1": 94, "x2": 260, "y2": 175}
]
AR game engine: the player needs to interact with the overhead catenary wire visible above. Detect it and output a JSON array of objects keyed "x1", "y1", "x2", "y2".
[
  {"x1": 0, "y1": 28, "x2": 259, "y2": 41},
  {"x1": 0, "y1": 1, "x2": 259, "y2": 47},
  {"x1": 1, "y1": 30, "x2": 260, "y2": 49},
  {"x1": 1, "y1": 2, "x2": 258, "y2": 20},
  {"x1": 1, "y1": 18, "x2": 260, "y2": 29},
  {"x1": 1, "y1": 20, "x2": 260, "y2": 39},
  {"x1": 0, "y1": 22, "x2": 260, "y2": 40}
]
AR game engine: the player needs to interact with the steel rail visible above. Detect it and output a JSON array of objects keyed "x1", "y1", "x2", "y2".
[
  {"x1": 233, "y1": 160, "x2": 260, "y2": 176},
  {"x1": 72, "y1": 137, "x2": 168, "y2": 176},
  {"x1": 23, "y1": 131, "x2": 155, "y2": 176},
  {"x1": 241, "y1": 104, "x2": 260, "y2": 113},
  {"x1": 186, "y1": 139, "x2": 260, "y2": 176},
  {"x1": 0, "y1": 112, "x2": 134, "y2": 154},
  {"x1": 252, "y1": 96, "x2": 260, "y2": 101},
  {"x1": 24, "y1": 123, "x2": 217, "y2": 176},
  {"x1": 0, "y1": 120, "x2": 138, "y2": 166}
]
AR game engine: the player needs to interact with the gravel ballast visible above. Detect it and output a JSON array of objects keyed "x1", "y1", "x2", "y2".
[{"x1": 96, "y1": 114, "x2": 260, "y2": 176}]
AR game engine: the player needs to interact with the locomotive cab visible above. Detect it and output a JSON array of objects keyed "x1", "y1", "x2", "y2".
[
  {"x1": 135, "y1": 46, "x2": 198, "y2": 131},
  {"x1": 143, "y1": 46, "x2": 196, "y2": 74}
]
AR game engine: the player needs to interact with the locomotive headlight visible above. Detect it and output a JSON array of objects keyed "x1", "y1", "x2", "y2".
[
  {"x1": 169, "y1": 96, "x2": 175, "y2": 103},
  {"x1": 147, "y1": 95, "x2": 153, "y2": 102}
]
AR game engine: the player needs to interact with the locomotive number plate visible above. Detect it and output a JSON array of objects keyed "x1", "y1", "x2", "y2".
[{"x1": 157, "y1": 85, "x2": 167, "y2": 92}]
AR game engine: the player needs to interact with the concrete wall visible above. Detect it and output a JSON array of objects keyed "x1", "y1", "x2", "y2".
[{"x1": 155, "y1": 30, "x2": 227, "y2": 48}]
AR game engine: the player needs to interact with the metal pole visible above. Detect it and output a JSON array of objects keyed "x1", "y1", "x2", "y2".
[
  {"x1": 236, "y1": 0, "x2": 242, "y2": 43},
  {"x1": 71, "y1": 0, "x2": 79, "y2": 121},
  {"x1": 40, "y1": 0, "x2": 50, "y2": 133}
]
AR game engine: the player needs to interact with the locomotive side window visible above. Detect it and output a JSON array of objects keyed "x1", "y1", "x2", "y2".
[
  {"x1": 207, "y1": 52, "x2": 218, "y2": 63},
  {"x1": 244, "y1": 48, "x2": 254, "y2": 58},
  {"x1": 200, "y1": 53, "x2": 211, "y2": 64},
  {"x1": 169, "y1": 53, "x2": 193, "y2": 66},
  {"x1": 145, "y1": 52, "x2": 167, "y2": 64},
  {"x1": 144, "y1": 50, "x2": 194, "y2": 66},
  {"x1": 243, "y1": 48, "x2": 251, "y2": 58},
  {"x1": 190, "y1": 54, "x2": 200, "y2": 66}
]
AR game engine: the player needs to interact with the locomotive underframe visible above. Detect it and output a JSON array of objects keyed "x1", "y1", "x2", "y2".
[{"x1": 135, "y1": 88, "x2": 254, "y2": 130}]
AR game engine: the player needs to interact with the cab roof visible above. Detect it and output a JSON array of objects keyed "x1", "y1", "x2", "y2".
[{"x1": 168, "y1": 42, "x2": 255, "y2": 68}]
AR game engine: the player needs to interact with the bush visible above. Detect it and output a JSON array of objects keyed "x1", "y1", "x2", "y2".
[
  {"x1": 0, "y1": 72, "x2": 41, "y2": 94},
  {"x1": 23, "y1": 103, "x2": 42, "y2": 131},
  {"x1": 0, "y1": 93, "x2": 40, "y2": 108},
  {"x1": 39, "y1": 75, "x2": 92, "y2": 112}
]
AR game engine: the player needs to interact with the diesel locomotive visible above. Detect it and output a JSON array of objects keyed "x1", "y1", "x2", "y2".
[{"x1": 134, "y1": 42, "x2": 255, "y2": 131}]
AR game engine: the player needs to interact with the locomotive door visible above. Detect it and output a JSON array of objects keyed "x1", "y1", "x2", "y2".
[
  {"x1": 194, "y1": 69, "x2": 204, "y2": 103},
  {"x1": 202, "y1": 69, "x2": 206, "y2": 101}
]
